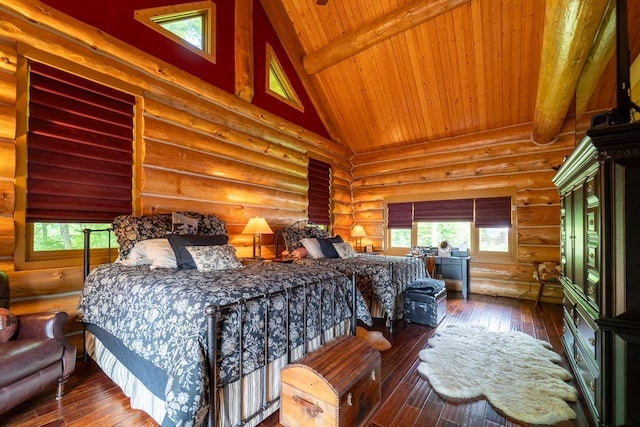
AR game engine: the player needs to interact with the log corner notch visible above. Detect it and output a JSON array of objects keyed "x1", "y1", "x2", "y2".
[{"x1": 531, "y1": 0, "x2": 610, "y2": 146}]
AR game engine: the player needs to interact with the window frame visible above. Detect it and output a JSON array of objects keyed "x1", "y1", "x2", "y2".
[
  {"x1": 134, "y1": 1, "x2": 216, "y2": 64},
  {"x1": 14, "y1": 46, "x2": 142, "y2": 270},
  {"x1": 265, "y1": 43, "x2": 304, "y2": 112}
]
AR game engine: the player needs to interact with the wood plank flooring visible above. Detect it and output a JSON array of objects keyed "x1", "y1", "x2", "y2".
[{"x1": 1, "y1": 293, "x2": 593, "y2": 427}]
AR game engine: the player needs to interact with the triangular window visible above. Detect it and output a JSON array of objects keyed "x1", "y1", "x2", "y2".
[
  {"x1": 266, "y1": 43, "x2": 303, "y2": 111},
  {"x1": 135, "y1": 1, "x2": 216, "y2": 64}
]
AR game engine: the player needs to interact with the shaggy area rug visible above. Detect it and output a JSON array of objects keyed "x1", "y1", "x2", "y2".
[
  {"x1": 417, "y1": 323, "x2": 578, "y2": 425},
  {"x1": 356, "y1": 326, "x2": 391, "y2": 351}
]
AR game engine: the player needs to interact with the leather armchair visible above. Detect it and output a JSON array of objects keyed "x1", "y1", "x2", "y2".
[{"x1": 0, "y1": 271, "x2": 76, "y2": 415}]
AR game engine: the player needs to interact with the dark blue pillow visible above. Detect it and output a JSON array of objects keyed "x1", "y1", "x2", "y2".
[
  {"x1": 167, "y1": 234, "x2": 228, "y2": 269},
  {"x1": 317, "y1": 235, "x2": 344, "y2": 259}
]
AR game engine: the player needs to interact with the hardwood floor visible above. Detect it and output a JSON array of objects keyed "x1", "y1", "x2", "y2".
[{"x1": 1, "y1": 293, "x2": 593, "y2": 427}]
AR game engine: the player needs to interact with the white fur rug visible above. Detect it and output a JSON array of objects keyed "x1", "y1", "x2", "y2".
[{"x1": 417, "y1": 324, "x2": 578, "y2": 425}]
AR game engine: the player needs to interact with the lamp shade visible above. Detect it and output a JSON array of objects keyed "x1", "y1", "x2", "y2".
[
  {"x1": 242, "y1": 217, "x2": 273, "y2": 235},
  {"x1": 351, "y1": 225, "x2": 367, "y2": 238}
]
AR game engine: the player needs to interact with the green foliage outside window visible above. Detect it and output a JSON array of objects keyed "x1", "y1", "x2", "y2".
[
  {"x1": 416, "y1": 222, "x2": 471, "y2": 249},
  {"x1": 390, "y1": 229, "x2": 411, "y2": 247},
  {"x1": 33, "y1": 223, "x2": 116, "y2": 252},
  {"x1": 159, "y1": 15, "x2": 204, "y2": 49}
]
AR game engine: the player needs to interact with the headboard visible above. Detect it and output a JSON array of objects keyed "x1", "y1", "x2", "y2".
[
  {"x1": 275, "y1": 219, "x2": 329, "y2": 257},
  {"x1": 83, "y1": 211, "x2": 227, "y2": 278}
]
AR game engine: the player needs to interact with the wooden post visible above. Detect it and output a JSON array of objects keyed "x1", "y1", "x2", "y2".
[{"x1": 235, "y1": 0, "x2": 254, "y2": 102}]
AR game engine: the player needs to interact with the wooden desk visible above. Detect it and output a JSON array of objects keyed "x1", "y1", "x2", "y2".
[{"x1": 433, "y1": 256, "x2": 471, "y2": 299}]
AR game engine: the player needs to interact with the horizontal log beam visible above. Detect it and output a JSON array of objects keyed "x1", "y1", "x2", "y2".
[
  {"x1": 144, "y1": 139, "x2": 308, "y2": 193},
  {"x1": 303, "y1": 0, "x2": 471, "y2": 75},
  {"x1": 0, "y1": 1, "x2": 348, "y2": 159}
]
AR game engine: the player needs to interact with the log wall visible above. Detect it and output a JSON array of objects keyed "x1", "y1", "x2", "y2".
[
  {"x1": 0, "y1": 3, "x2": 354, "y2": 349},
  {"x1": 351, "y1": 122, "x2": 577, "y2": 304}
]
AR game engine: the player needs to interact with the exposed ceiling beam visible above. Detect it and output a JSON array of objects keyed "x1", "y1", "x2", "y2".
[
  {"x1": 302, "y1": 0, "x2": 471, "y2": 75},
  {"x1": 532, "y1": 0, "x2": 609, "y2": 145},
  {"x1": 575, "y1": 1, "x2": 616, "y2": 120}
]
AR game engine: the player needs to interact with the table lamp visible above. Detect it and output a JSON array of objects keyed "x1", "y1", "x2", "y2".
[
  {"x1": 242, "y1": 217, "x2": 273, "y2": 259},
  {"x1": 351, "y1": 225, "x2": 367, "y2": 252}
]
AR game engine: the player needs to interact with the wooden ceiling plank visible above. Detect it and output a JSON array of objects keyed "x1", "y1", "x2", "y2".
[
  {"x1": 302, "y1": 0, "x2": 472, "y2": 75},
  {"x1": 518, "y1": 0, "x2": 535, "y2": 125},
  {"x1": 399, "y1": 30, "x2": 429, "y2": 142},
  {"x1": 435, "y1": 13, "x2": 460, "y2": 136},
  {"x1": 509, "y1": 0, "x2": 524, "y2": 126},
  {"x1": 532, "y1": 0, "x2": 609, "y2": 145},
  {"x1": 501, "y1": 0, "x2": 513, "y2": 128},
  {"x1": 423, "y1": 18, "x2": 449, "y2": 139},
  {"x1": 405, "y1": 29, "x2": 433, "y2": 139},
  {"x1": 489, "y1": 0, "x2": 503, "y2": 130},
  {"x1": 452, "y1": 5, "x2": 475, "y2": 132},
  {"x1": 470, "y1": 0, "x2": 488, "y2": 131},
  {"x1": 458, "y1": 4, "x2": 479, "y2": 132}
]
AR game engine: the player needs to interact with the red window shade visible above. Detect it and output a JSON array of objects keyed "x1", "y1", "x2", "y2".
[
  {"x1": 414, "y1": 199, "x2": 474, "y2": 222},
  {"x1": 387, "y1": 202, "x2": 413, "y2": 229},
  {"x1": 475, "y1": 197, "x2": 512, "y2": 228},
  {"x1": 308, "y1": 158, "x2": 331, "y2": 226},
  {"x1": 27, "y1": 62, "x2": 135, "y2": 223}
]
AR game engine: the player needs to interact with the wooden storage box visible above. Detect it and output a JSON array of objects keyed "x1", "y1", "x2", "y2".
[{"x1": 280, "y1": 335, "x2": 381, "y2": 427}]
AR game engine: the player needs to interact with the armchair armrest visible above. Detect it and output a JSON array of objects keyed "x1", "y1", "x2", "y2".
[{"x1": 16, "y1": 311, "x2": 68, "y2": 340}]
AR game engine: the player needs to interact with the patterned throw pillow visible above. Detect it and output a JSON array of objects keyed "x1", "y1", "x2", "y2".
[
  {"x1": 281, "y1": 225, "x2": 330, "y2": 252},
  {"x1": 333, "y1": 242, "x2": 358, "y2": 259},
  {"x1": 175, "y1": 211, "x2": 227, "y2": 236},
  {"x1": 0, "y1": 308, "x2": 18, "y2": 342},
  {"x1": 167, "y1": 234, "x2": 229, "y2": 269},
  {"x1": 112, "y1": 214, "x2": 172, "y2": 260},
  {"x1": 171, "y1": 212, "x2": 199, "y2": 235},
  {"x1": 185, "y1": 244, "x2": 243, "y2": 271}
]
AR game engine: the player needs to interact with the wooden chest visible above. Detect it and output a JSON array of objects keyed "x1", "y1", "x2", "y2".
[{"x1": 280, "y1": 335, "x2": 381, "y2": 427}]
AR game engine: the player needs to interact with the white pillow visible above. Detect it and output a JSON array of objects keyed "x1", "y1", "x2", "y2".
[
  {"x1": 185, "y1": 244, "x2": 243, "y2": 271},
  {"x1": 333, "y1": 242, "x2": 357, "y2": 259},
  {"x1": 117, "y1": 246, "x2": 152, "y2": 266},
  {"x1": 300, "y1": 238, "x2": 324, "y2": 259},
  {"x1": 131, "y1": 238, "x2": 177, "y2": 269}
]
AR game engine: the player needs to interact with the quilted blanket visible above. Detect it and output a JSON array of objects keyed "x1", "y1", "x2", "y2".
[{"x1": 295, "y1": 254, "x2": 426, "y2": 320}]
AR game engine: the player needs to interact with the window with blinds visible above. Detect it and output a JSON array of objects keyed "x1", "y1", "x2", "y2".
[
  {"x1": 27, "y1": 62, "x2": 135, "y2": 223},
  {"x1": 308, "y1": 158, "x2": 331, "y2": 226},
  {"x1": 24, "y1": 62, "x2": 135, "y2": 257},
  {"x1": 385, "y1": 196, "x2": 513, "y2": 254}
]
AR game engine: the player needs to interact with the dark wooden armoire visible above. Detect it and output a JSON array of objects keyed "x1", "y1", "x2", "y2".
[{"x1": 553, "y1": 121, "x2": 640, "y2": 427}]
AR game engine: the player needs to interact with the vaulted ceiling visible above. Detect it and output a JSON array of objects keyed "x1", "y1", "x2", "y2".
[{"x1": 262, "y1": 0, "x2": 640, "y2": 154}]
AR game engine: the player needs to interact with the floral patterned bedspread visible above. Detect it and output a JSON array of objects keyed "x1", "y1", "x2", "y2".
[
  {"x1": 77, "y1": 262, "x2": 371, "y2": 426},
  {"x1": 294, "y1": 254, "x2": 426, "y2": 320}
]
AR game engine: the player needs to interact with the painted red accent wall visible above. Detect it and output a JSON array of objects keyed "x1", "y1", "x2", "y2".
[
  {"x1": 41, "y1": 0, "x2": 330, "y2": 139},
  {"x1": 252, "y1": 0, "x2": 328, "y2": 138}
]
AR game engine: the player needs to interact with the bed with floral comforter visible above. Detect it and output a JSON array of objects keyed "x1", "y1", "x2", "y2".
[
  {"x1": 294, "y1": 254, "x2": 425, "y2": 322},
  {"x1": 78, "y1": 261, "x2": 371, "y2": 427}
]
